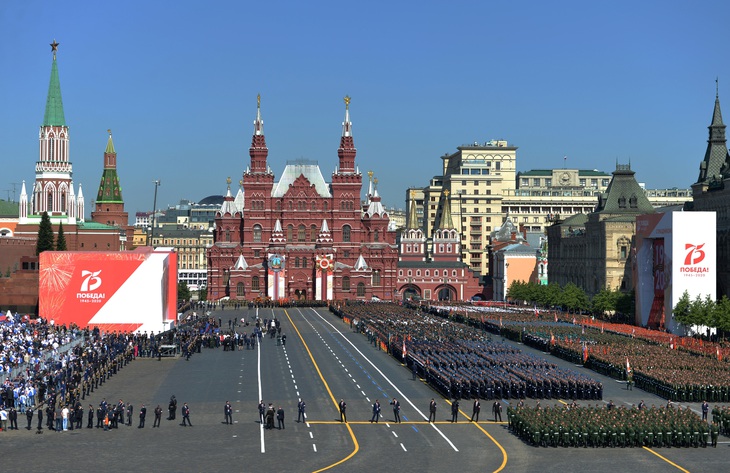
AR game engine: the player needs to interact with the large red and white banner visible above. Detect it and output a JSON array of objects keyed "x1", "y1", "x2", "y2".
[{"x1": 39, "y1": 247, "x2": 177, "y2": 333}]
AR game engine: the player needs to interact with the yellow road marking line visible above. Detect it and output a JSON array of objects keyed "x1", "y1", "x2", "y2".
[
  {"x1": 285, "y1": 309, "x2": 360, "y2": 473},
  {"x1": 641, "y1": 446, "x2": 690, "y2": 472},
  {"x1": 445, "y1": 399, "x2": 509, "y2": 473}
]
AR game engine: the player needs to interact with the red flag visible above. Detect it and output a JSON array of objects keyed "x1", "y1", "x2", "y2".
[
  {"x1": 402, "y1": 339, "x2": 407, "y2": 359},
  {"x1": 626, "y1": 357, "x2": 631, "y2": 374},
  {"x1": 534, "y1": 305, "x2": 539, "y2": 317},
  {"x1": 717, "y1": 346, "x2": 722, "y2": 361},
  {"x1": 582, "y1": 343, "x2": 588, "y2": 363}
]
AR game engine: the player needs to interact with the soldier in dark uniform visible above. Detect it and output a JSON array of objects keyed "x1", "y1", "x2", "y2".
[
  {"x1": 224, "y1": 401, "x2": 233, "y2": 425},
  {"x1": 277, "y1": 406, "x2": 285, "y2": 429},
  {"x1": 391, "y1": 398, "x2": 401, "y2": 423},
  {"x1": 26, "y1": 406, "x2": 33, "y2": 430},
  {"x1": 297, "y1": 399, "x2": 306, "y2": 423},
  {"x1": 428, "y1": 399, "x2": 437, "y2": 423},
  {"x1": 181, "y1": 403, "x2": 191, "y2": 426},
  {"x1": 153, "y1": 405, "x2": 162, "y2": 428},
  {"x1": 168, "y1": 395, "x2": 177, "y2": 420},
  {"x1": 258, "y1": 400, "x2": 266, "y2": 424},
  {"x1": 471, "y1": 399, "x2": 481, "y2": 422},
  {"x1": 36, "y1": 405, "x2": 43, "y2": 432},
  {"x1": 138, "y1": 405, "x2": 146, "y2": 428},
  {"x1": 126, "y1": 403, "x2": 133, "y2": 426},
  {"x1": 370, "y1": 399, "x2": 381, "y2": 423},
  {"x1": 339, "y1": 399, "x2": 347, "y2": 423},
  {"x1": 451, "y1": 400, "x2": 459, "y2": 423},
  {"x1": 87, "y1": 404, "x2": 94, "y2": 428},
  {"x1": 492, "y1": 401, "x2": 502, "y2": 422}
]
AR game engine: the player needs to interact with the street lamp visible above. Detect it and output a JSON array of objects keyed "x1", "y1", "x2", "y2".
[{"x1": 149, "y1": 179, "x2": 161, "y2": 246}]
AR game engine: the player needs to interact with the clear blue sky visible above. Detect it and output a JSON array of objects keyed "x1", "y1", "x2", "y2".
[{"x1": 2, "y1": 1, "x2": 729, "y2": 224}]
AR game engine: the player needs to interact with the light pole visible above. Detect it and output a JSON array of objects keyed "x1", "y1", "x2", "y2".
[{"x1": 149, "y1": 179, "x2": 161, "y2": 246}]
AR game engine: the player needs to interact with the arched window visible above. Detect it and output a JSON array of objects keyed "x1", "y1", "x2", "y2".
[
  {"x1": 287, "y1": 225, "x2": 294, "y2": 241},
  {"x1": 356, "y1": 283, "x2": 365, "y2": 297},
  {"x1": 61, "y1": 193, "x2": 66, "y2": 213},
  {"x1": 342, "y1": 225, "x2": 351, "y2": 242},
  {"x1": 311, "y1": 201, "x2": 316, "y2": 211},
  {"x1": 323, "y1": 202, "x2": 328, "y2": 211},
  {"x1": 298, "y1": 224, "x2": 306, "y2": 242},
  {"x1": 302, "y1": 257, "x2": 307, "y2": 268},
  {"x1": 236, "y1": 282, "x2": 245, "y2": 297},
  {"x1": 298, "y1": 201, "x2": 305, "y2": 211},
  {"x1": 252, "y1": 276, "x2": 260, "y2": 291},
  {"x1": 225, "y1": 228, "x2": 231, "y2": 242},
  {"x1": 47, "y1": 192, "x2": 53, "y2": 212},
  {"x1": 434, "y1": 270, "x2": 439, "y2": 277},
  {"x1": 374, "y1": 229, "x2": 379, "y2": 242},
  {"x1": 311, "y1": 225, "x2": 318, "y2": 242},
  {"x1": 253, "y1": 224, "x2": 262, "y2": 242},
  {"x1": 275, "y1": 201, "x2": 281, "y2": 211},
  {"x1": 294, "y1": 257, "x2": 300, "y2": 268},
  {"x1": 342, "y1": 276, "x2": 350, "y2": 291},
  {"x1": 288, "y1": 201, "x2": 293, "y2": 210},
  {"x1": 372, "y1": 270, "x2": 381, "y2": 286}
]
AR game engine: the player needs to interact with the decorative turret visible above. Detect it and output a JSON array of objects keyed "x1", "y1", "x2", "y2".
[
  {"x1": 432, "y1": 190, "x2": 460, "y2": 263},
  {"x1": 399, "y1": 189, "x2": 426, "y2": 262},
  {"x1": 76, "y1": 184, "x2": 84, "y2": 222},
  {"x1": 697, "y1": 83, "x2": 730, "y2": 185},
  {"x1": 249, "y1": 94, "x2": 269, "y2": 174},
  {"x1": 19, "y1": 181, "x2": 28, "y2": 223},
  {"x1": 337, "y1": 96, "x2": 356, "y2": 174},
  {"x1": 316, "y1": 219, "x2": 334, "y2": 245},
  {"x1": 217, "y1": 177, "x2": 240, "y2": 217},
  {"x1": 270, "y1": 219, "x2": 286, "y2": 244}
]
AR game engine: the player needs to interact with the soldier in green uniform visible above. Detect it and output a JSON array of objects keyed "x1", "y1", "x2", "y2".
[{"x1": 710, "y1": 421, "x2": 719, "y2": 447}]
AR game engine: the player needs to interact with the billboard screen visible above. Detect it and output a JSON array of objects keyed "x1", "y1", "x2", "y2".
[{"x1": 39, "y1": 247, "x2": 177, "y2": 333}]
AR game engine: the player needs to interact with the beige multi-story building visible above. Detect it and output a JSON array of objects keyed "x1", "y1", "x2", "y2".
[
  {"x1": 407, "y1": 140, "x2": 517, "y2": 276},
  {"x1": 504, "y1": 169, "x2": 690, "y2": 234},
  {"x1": 150, "y1": 227, "x2": 213, "y2": 271},
  {"x1": 406, "y1": 141, "x2": 691, "y2": 279}
]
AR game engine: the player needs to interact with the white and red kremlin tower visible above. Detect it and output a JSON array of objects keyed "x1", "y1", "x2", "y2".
[{"x1": 207, "y1": 96, "x2": 398, "y2": 302}]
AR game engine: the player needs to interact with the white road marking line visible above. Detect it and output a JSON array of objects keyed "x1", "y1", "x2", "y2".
[
  {"x1": 400, "y1": 443, "x2": 407, "y2": 452},
  {"x1": 308, "y1": 308, "x2": 459, "y2": 452}
]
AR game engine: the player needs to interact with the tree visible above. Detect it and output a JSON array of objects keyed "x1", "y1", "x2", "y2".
[
  {"x1": 177, "y1": 281, "x2": 191, "y2": 302},
  {"x1": 591, "y1": 288, "x2": 618, "y2": 316},
  {"x1": 198, "y1": 287, "x2": 208, "y2": 302},
  {"x1": 36, "y1": 211, "x2": 55, "y2": 255},
  {"x1": 673, "y1": 291, "x2": 692, "y2": 326},
  {"x1": 713, "y1": 295, "x2": 730, "y2": 339},
  {"x1": 562, "y1": 283, "x2": 590, "y2": 313},
  {"x1": 55, "y1": 221, "x2": 67, "y2": 251},
  {"x1": 615, "y1": 290, "x2": 635, "y2": 321}
]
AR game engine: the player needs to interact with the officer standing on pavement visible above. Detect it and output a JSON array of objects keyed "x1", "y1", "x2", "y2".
[
  {"x1": 297, "y1": 399, "x2": 306, "y2": 423},
  {"x1": 224, "y1": 401, "x2": 233, "y2": 425},
  {"x1": 390, "y1": 398, "x2": 401, "y2": 423}
]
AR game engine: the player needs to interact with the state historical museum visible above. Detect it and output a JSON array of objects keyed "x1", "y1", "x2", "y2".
[{"x1": 206, "y1": 96, "x2": 398, "y2": 302}]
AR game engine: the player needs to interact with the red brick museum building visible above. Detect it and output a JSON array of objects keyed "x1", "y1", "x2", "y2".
[{"x1": 206, "y1": 96, "x2": 399, "y2": 301}]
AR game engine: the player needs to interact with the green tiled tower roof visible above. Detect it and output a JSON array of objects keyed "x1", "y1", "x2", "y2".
[
  {"x1": 96, "y1": 133, "x2": 123, "y2": 203},
  {"x1": 43, "y1": 42, "x2": 66, "y2": 127}
]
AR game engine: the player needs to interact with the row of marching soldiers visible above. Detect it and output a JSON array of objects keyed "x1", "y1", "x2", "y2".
[{"x1": 507, "y1": 403, "x2": 721, "y2": 448}]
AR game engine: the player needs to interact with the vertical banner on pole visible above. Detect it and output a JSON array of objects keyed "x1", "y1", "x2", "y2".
[
  {"x1": 267, "y1": 254, "x2": 285, "y2": 301},
  {"x1": 315, "y1": 254, "x2": 334, "y2": 301}
]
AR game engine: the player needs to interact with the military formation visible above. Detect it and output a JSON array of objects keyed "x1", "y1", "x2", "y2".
[
  {"x1": 508, "y1": 404, "x2": 718, "y2": 448},
  {"x1": 334, "y1": 303, "x2": 602, "y2": 402}
]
